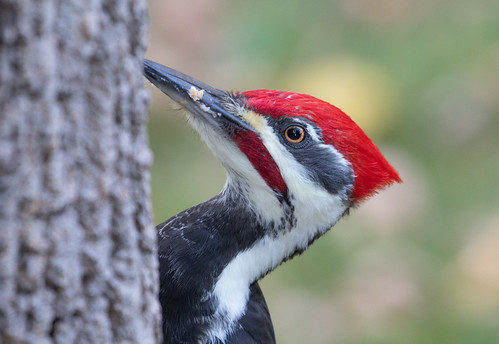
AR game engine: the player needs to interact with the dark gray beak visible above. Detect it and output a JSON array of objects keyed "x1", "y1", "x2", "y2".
[{"x1": 143, "y1": 59, "x2": 254, "y2": 133}]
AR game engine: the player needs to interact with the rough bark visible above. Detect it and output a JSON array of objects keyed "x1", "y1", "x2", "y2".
[{"x1": 0, "y1": 0, "x2": 160, "y2": 343}]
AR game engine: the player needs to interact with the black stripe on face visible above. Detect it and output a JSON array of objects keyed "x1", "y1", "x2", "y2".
[{"x1": 267, "y1": 116, "x2": 355, "y2": 200}]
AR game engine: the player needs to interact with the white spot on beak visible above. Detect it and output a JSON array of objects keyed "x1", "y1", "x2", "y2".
[{"x1": 189, "y1": 86, "x2": 205, "y2": 101}]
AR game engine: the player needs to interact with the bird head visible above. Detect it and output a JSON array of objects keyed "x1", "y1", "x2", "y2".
[{"x1": 144, "y1": 60, "x2": 400, "y2": 216}]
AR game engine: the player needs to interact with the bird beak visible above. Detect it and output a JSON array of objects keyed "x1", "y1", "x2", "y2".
[{"x1": 143, "y1": 59, "x2": 255, "y2": 133}]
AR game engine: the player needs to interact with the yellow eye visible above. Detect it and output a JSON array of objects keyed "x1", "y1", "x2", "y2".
[{"x1": 284, "y1": 125, "x2": 305, "y2": 143}]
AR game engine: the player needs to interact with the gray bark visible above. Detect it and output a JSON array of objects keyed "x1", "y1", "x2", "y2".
[{"x1": 0, "y1": 0, "x2": 161, "y2": 343}]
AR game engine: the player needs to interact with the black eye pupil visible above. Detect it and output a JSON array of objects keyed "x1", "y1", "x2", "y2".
[{"x1": 288, "y1": 127, "x2": 302, "y2": 140}]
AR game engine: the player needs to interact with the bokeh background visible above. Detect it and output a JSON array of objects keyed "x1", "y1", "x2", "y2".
[{"x1": 145, "y1": 1, "x2": 499, "y2": 343}]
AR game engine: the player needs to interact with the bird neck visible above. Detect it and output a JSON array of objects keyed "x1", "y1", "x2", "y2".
[
  {"x1": 207, "y1": 178, "x2": 349, "y2": 338},
  {"x1": 159, "y1": 177, "x2": 349, "y2": 343}
]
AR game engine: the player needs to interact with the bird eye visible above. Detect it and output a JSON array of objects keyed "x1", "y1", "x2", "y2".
[{"x1": 284, "y1": 125, "x2": 306, "y2": 143}]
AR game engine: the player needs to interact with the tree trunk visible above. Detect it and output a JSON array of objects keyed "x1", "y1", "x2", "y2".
[{"x1": 0, "y1": 1, "x2": 160, "y2": 343}]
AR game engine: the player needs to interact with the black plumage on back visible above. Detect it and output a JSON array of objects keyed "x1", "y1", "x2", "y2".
[{"x1": 157, "y1": 192, "x2": 275, "y2": 344}]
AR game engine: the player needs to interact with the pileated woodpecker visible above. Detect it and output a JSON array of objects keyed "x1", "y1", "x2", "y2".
[{"x1": 144, "y1": 59, "x2": 401, "y2": 344}]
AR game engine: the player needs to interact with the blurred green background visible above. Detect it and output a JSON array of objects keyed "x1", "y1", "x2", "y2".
[{"x1": 145, "y1": 0, "x2": 499, "y2": 343}]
